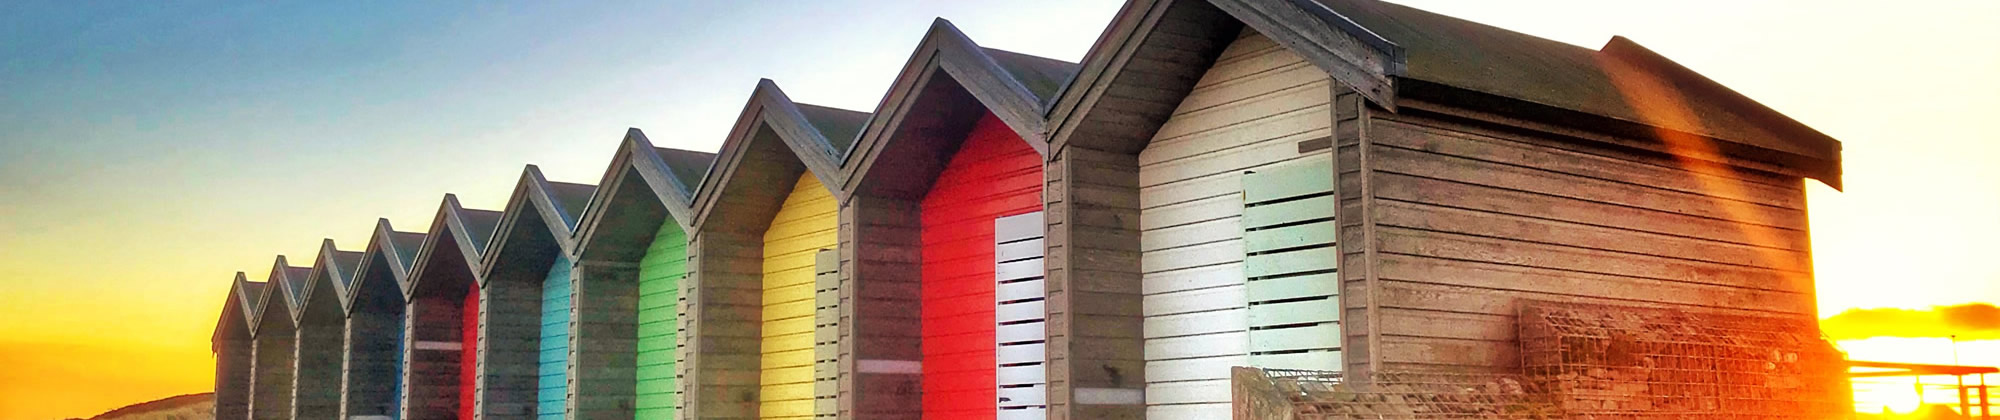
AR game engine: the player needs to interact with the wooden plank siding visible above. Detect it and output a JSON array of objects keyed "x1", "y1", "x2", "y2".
[
  {"x1": 461, "y1": 286, "x2": 481, "y2": 420},
  {"x1": 1135, "y1": 30, "x2": 1333, "y2": 420},
  {"x1": 1339, "y1": 91, "x2": 1818, "y2": 374},
  {"x1": 570, "y1": 260, "x2": 643, "y2": 420},
  {"x1": 919, "y1": 113, "x2": 1046, "y2": 420},
  {"x1": 636, "y1": 222, "x2": 688, "y2": 419},
  {"x1": 838, "y1": 194, "x2": 924, "y2": 420},
  {"x1": 293, "y1": 320, "x2": 345, "y2": 419},
  {"x1": 481, "y1": 272, "x2": 545, "y2": 420},
  {"x1": 402, "y1": 293, "x2": 465, "y2": 420},
  {"x1": 537, "y1": 255, "x2": 573, "y2": 420},
  {"x1": 342, "y1": 306, "x2": 402, "y2": 420},
  {"x1": 994, "y1": 212, "x2": 1050, "y2": 420},
  {"x1": 811, "y1": 250, "x2": 840, "y2": 419},
  {"x1": 1042, "y1": 145, "x2": 1147, "y2": 420},
  {"x1": 249, "y1": 327, "x2": 296, "y2": 420},
  {"x1": 761, "y1": 173, "x2": 840, "y2": 420},
  {"x1": 216, "y1": 338, "x2": 253, "y2": 420}
]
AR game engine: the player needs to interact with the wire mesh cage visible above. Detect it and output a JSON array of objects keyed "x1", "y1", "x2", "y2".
[
  {"x1": 1517, "y1": 301, "x2": 1851, "y2": 419},
  {"x1": 1233, "y1": 368, "x2": 1563, "y2": 419}
]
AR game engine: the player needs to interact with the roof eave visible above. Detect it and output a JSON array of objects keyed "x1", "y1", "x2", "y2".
[
  {"x1": 1395, "y1": 79, "x2": 1843, "y2": 189},
  {"x1": 840, "y1": 19, "x2": 1076, "y2": 198},
  {"x1": 403, "y1": 195, "x2": 489, "y2": 299},
  {"x1": 689, "y1": 80, "x2": 859, "y2": 231}
]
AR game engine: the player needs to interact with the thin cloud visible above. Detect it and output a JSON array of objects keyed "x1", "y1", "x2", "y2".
[{"x1": 1822, "y1": 303, "x2": 2000, "y2": 340}]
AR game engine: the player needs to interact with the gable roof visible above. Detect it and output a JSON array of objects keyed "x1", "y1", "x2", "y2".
[
  {"x1": 1051, "y1": 0, "x2": 1841, "y2": 187},
  {"x1": 572, "y1": 128, "x2": 716, "y2": 262},
  {"x1": 838, "y1": 19, "x2": 1079, "y2": 199},
  {"x1": 403, "y1": 194, "x2": 502, "y2": 298},
  {"x1": 212, "y1": 275, "x2": 265, "y2": 349},
  {"x1": 479, "y1": 165, "x2": 597, "y2": 286},
  {"x1": 251, "y1": 257, "x2": 310, "y2": 336},
  {"x1": 294, "y1": 239, "x2": 362, "y2": 324},
  {"x1": 339, "y1": 219, "x2": 426, "y2": 313},
  {"x1": 690, "y1": 80, "x2": 868, "y2": 231},
  {"x1": 233, "y1": 274, "x2": 267, "y2": 330}
]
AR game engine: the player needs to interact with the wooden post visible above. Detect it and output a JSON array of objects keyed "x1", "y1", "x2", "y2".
[
  {"x1": 1963, "y1": 376, "x2": 1971, "y2": 417},
  {"x1": 1982, "y1": 374, "x2": 1990, "y2": 420}
]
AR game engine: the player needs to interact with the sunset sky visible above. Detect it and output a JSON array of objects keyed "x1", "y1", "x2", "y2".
[{"x1": 2, "y1": 0, "x2": 1996, "y2": 418}]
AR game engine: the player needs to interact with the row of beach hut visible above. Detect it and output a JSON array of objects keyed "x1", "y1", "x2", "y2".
[{"x1": 210, "y1": 0, "x2": 1844, "y2": 419}]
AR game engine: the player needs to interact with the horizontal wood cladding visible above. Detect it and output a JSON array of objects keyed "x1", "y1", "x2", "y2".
[
  {"x1": 1053, "y1": 0, "x2": 1240, "y2": 155},
  {"x1": 537, "y1": 256, "x2": 573, "y2": 420},
  {"x1": 841, "y1": 194, "x2": 923, "y2": 420},
  {"x1": 480, "y1": 276, "x2": 544, "y2": 420},
  {"x1": 1136, "y1": 30, "x2": 1332, "y2": 420},
  {"x1": 635, "y1": 222, "x2": 687, "y2": 419},
  {"x1": 341, "y1": 310, "x2": 402, "y2": 419},
  {"x1": 570, "y1": 262, "x2": 641, "y2": 420},
  {"x1": 460, "y1": 289, "x2": 480, "y2": 420},
  {"x1": 685, "y1": 229, "x2": 767, "y2": 420},
  {"x1": 1348, "y1": 97, "x2": 1817, "y2": 373},
  {"x1": 250, "y1": 330, "x2": 296, "y2": 420},
  {"x1": 917, "y1": 113, "x2": 1044, "y2": 420},
  {"x1": 292, "y1": 325, "x2": 344, "y2": 419},
  {"x1": 403, "y1": 294, "x2": 465, "y2": 420},
  {"x1": 811, "y1": 251, "x2": 840, "y2": 419},
  {"x1": 1044, "y1": 144, "x2": 1145, "y2": 420},
  {"x1": 762, "y1": 173, "x2": 839, "y2": 420},
  {"x1": 216, "y1": 339, "x2": 253, "y2": 420}
]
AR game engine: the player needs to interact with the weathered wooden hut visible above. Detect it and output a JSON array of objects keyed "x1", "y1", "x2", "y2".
[
  {"x1": 834, "y1": 20, "x2": 1075, "y2": 420},
  {"x1": 213, "y1": 275, "x2": 267, "y2": 420},
  {"x1": 399, "y1": 195, "x2": 502, "y2": 420},
  {"x1": 567, "y1": 129, "x2": 716, "y2": 419},
  {"x1": 339, "y1": 219, "x2": 426, "y2": 420},
  {"x1": 248, "y1": 258, "x2": 312, "y2": 420},
  {"x1": 476, "y1": 166, "x2": 597, "y2": 420},
  {"x1": 1039, "y1": 0, "x2": 1840, "y2": 418},
  {"x1": 290, "y1": 240, "x2": 363, "y2": 419},
  {"x1": 683, "y1": 80, "x2": 866, "y2": 420}
]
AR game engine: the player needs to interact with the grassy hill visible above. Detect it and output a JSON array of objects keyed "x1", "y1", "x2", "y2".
[{"x1": 75, "y1": 393, "x2": 213, "y2": 420}]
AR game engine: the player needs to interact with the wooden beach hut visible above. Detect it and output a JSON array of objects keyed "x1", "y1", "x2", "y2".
[
  {"x1": 290, "y1": 240, "x2": 364, "y2": 419},
  {"x1": 684, "y1": 80, "x2": 865, "y2": 420},
  {"x1": 834, "y1": 20, "x2": 1075, "y2": 420},
  {"x1": 1040, "y1": 0, "x2": 1841, "y2": 418},
  {"x1": 399, "y1": 195, "x2": 503, "y2": 420},
  {"x1": 248, "y1": 258, "x2": 312, "y2": 420},
  {"x1": 339, "y1": 219, "x2": 427, "y2": 420},
  {"x1": 567, "y1": 129, "x2": 715, "y2": 419},
  {"x1": 213, "y1": 275, "x2": 267, "y2": 420},
  {"x1": 475, "y1": 166, "x2": 596, "y2": 420}
]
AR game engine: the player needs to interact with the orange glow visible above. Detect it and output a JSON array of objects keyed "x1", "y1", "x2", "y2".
[
  {"x1": 1593, "y1": 52, "x2": 1816, "y2": 305},
  {"x1": 1840, "y1": 338, "x2": 2000, "y2": 415},
  {"x1": 0, "y1": 339, "x2": 213, "y2": 420},
  {"x1": 1, "y1": 1, "x2": 1994, "y2": 419}
]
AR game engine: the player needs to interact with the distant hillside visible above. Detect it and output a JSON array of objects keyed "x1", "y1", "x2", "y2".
[{"x1": 79, "y1": 393, "x2": 213, "y2": 420}]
